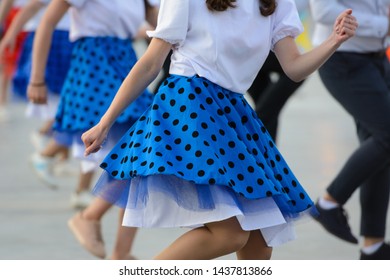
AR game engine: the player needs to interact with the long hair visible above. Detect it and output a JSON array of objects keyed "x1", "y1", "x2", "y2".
[{"x1": 206, "y1": 0, "x2": 277, "y2": 16}]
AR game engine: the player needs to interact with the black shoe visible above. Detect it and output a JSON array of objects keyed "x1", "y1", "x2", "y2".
[
  {"x1": 360, "y1": 243, "x2": 390, "y2": 260},
  {"x1": 314, "y1": 200, "x2": 358, "y2": 244}
]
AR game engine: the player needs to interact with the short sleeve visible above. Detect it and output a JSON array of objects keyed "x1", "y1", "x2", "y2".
[
  {"x1": 271, "y1": 0, "x2": 303, "y2": 49},
  {"x1": 146, "y1": 0, "x2": 189, "y2": 46}
]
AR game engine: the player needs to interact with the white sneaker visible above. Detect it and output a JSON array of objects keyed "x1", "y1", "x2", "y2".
[
  {"x1": 70, "y1": 191, "x2": 94, "y2": 209},
  {"x1": 30, "y1": 131, "x2": 50, "y2": 152},
  {"x1": 29, "y1": 153, "x2": 59, "y2": 189}
]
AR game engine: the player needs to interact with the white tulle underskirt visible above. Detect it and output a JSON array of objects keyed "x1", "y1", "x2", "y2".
[{"x1": 94, "y1": 174, "x2": 305, "y2": 247}]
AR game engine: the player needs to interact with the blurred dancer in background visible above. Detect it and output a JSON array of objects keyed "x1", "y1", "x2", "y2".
[
  {"x1": 28, "y1": 0, "x2": 159, "y2": 260},
  {"x1": 311, "y1": 0, "x2": 390, "y2": 260}
]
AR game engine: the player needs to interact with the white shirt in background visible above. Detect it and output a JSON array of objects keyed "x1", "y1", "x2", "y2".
[
  {"x1": 310, "y1": 0, "x2": 390, "y2": 52},
  {"x1": 65, "y1": 0, "x2": 159, "y2": 42}
]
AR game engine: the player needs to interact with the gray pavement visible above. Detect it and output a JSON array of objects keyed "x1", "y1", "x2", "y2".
[{"x1": 0, "y1": 72, "x2": 389, "y2": 260}]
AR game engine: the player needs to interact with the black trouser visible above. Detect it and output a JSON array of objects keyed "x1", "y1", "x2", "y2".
[
  {"x1": 319, "y1": 51, "x2": 390, "y2": 237},
  {"x1": 248, "y1": 52, "x2": 304, "y2": 141}
]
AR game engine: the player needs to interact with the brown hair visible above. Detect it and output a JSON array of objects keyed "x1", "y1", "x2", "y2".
[{"x1": 206, "y1": 0, "x2": 277, "y2": 16}]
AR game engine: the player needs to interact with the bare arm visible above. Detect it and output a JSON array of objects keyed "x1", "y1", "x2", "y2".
[
  {"x1": 27, "y1": 0, "x2": 69, "y2": 103},
  {"x1": 0, "y1": 0, "x2": 14, "y2": 25},
  {"x1": 275, "y1": 9, "x2": 357, "y2": 82},
  {"x1": 82, "y1": 38, "x2": 172, "y2": 156},
  {"x1": 0, "y1": 0, "x2": 45, "y2": 53},
  {"x1": 145, "y1": 3, "x2": 158, "y2": 29}
]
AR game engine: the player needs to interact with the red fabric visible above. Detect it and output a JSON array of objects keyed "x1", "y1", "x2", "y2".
[{"x1": 1, "y1": 8, "x2": 28, "y2": 78}]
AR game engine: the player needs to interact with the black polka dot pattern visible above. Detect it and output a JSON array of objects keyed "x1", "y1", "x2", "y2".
[
  {"x1": 54, "y1": 37, "x2": 153, "y2": 132},
  {"x1": 13, "y1": 30, "x2": 73, "y2": 98},
  {"x1": 100, "y1": 75, "x2": 313, "y2": 214}
]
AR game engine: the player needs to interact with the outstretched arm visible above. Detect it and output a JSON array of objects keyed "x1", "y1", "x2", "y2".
[
  {"x1": 82, "y1": 37, "x2": 172, "y2": 156},
  {"x1": 27, "y1": 0, "x2": 69, "y2": 104},
  {"x1": 275, "y1": 9, "x2": 357, "y2": 82}
]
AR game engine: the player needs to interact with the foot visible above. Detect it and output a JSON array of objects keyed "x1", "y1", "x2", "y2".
[
  {"x1": 360, "y1": 243, "x2": 390, "y2": 260},
  {"x1": 29, "y1": 153, "x2": 59, "y2": 189},
  {"x1": 314, "y1": 200, "x2": 358, "y2": 244},
  {"x1": 68, "y1": 212, "x2": 106, "y2": 259},
  {"x1": 70, "y1": 191, "x2": 94, "y2": 209}
]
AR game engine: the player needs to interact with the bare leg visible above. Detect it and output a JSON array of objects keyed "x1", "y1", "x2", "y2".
[
  {"x1": 154, "y1": 217, "x2": 250, "y2": 260},
  {"x1": 0, "y1": 71, "x2": 10, "y2": 121},
  {"x1": 236, "y1": 230, "x2": 272, "y2": 260},
  {"x1": 0, "y1": 68, "x2": 10, "y2": 105},
  {"x1": 39, "y1": 119, "x2": 55, "y2": 135},
  {"x1": 39, "y1": 119, "x2": 69, "y2": 160},
  {"x1": 110, "y1": 208, "x2": 138, "y2": 260},
  {"x1": 363, "y1": 237, "x2": 385, "y2": 247},
  {"x1": 40, "y1": 138, "x2": 69, "y2": 158},
  {"x1": 37, "y1": 120, "x2": 71, "y2": 159},
  {"x1": 75, "y1": 170, "x2": 94, "y2": 194},
  {"x1": 57, "y1": 147, "x2": 69, "y2": 161},
  {"x1": 82, "y1": 197, "x2": 113, "y2": 221},
  {"x1": 34, "y1": 121, "x2": 70, "y2": 164}
]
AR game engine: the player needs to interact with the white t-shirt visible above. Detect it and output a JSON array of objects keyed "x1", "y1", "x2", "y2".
[
  {"x1": 148, "y1": 0, "x2": 302, "y2": 94},
  {"x1": 22, "y1": 0, "x2": 70, "y2": 31},
  {"x1": 65, "y1": 0, "x2": 159, "y2": 42}
]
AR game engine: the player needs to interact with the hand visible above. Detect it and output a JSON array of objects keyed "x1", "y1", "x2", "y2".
[
  {"x1": 81, "y1": 123, "x2": 109, "y2": 156},
  {"x1": 332, "y1": 9, "x2": 358, "y2": 44},
  {"x1": 27, "y1": 83, "x2": 48, "y2": 104}
]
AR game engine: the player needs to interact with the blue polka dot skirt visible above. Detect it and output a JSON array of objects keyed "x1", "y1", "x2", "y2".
[
  {"x1": 12, "y1": 30, "x2": 73, "y2": 99},
  {"x1": 93, "y1": 74, "x2": 317, "y2": 246},
  {"x1": 53, "y1": 37, "x2": 153, "y2": 162}
]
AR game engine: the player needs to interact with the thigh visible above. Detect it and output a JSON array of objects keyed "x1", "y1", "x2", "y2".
[{"x1": 236, "y1": 230, "x2": 272, "y2": 260}]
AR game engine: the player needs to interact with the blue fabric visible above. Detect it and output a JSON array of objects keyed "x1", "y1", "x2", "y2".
[
  {"x1": 53, "y1": 36, "x2": 153, "y2": 133},
  {"x1": 12, "y1": 30, "x2": 73, "y2": 98},
  {"x1": 95, "y1": 74, "x2": 315, "y2": 217}
]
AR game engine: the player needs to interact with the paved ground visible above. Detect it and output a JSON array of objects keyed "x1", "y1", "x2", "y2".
[{"x1": 0, "y1": 70, "x2": 389, "y2": 260}]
